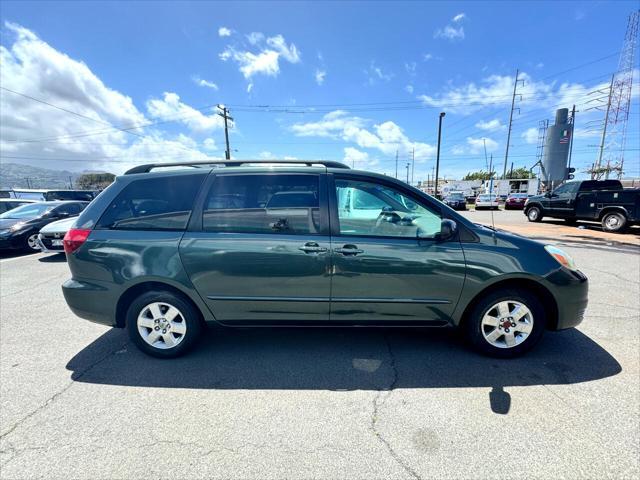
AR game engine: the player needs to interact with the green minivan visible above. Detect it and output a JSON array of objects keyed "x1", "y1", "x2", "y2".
[{"x1": 62, "y1": 160, "x2": 588, "y2": 358}]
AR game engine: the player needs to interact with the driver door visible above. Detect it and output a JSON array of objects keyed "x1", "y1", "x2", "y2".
[{"x1": 328, "y1": 175, "x2": 466, "y2": 324}]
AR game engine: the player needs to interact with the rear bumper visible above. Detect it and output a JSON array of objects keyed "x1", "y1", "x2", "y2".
[
  {"x1": 546, "y1": 269, "x2": 589, "y2": 330},
  {"x1": 62, "y1": 278, "x2": 118, "y2": 327}
]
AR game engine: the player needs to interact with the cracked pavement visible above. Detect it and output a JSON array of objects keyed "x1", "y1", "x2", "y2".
[{"x1": 1, "y1": 210, "x2": 639, "y2": 479}]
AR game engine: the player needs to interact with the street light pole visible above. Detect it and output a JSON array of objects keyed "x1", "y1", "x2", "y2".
[{"x1": 434, "y1": 112, "x2": 445, "y2": 198}]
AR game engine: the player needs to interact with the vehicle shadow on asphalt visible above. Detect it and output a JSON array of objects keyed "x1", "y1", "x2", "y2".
[
  {"x1": 38, "y1": 252, "x2": 67, "y2": 262},
  {"x1": 66, "y1": 326, "x2": 621, "y2": 414}
]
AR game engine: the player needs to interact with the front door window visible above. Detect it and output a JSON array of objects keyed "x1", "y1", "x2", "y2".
[{"x1": 335, "y1": 179, "x2": 442, "y2": 238}]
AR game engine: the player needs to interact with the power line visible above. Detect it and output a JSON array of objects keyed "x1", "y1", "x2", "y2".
[{"x1": 0, "y1": 86, "x2": 144, "y2": 139}]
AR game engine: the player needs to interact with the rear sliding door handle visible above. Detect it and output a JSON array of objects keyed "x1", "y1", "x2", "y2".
[
  {"x1": 334, "y1": 244, "x2": 364, "y2": 255},
  {"x1": 299, "y1": 242, "x2": 328, "y2": 253}
]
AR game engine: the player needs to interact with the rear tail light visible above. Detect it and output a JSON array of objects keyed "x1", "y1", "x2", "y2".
[{"x1": 63, "y1": 228, "x2": 91, "y2": 254}]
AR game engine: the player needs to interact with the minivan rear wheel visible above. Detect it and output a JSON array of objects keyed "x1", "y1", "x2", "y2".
[
  {"x1": 126, "y1": 290, "x2": 202, "y2": 358},
  {"x1": 464, "y1": 289, "x2": 545, "y2": 358}
]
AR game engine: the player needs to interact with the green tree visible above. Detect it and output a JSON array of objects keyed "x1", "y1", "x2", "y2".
[
  {"x1": 505, "y1": 167, "x2": 536, "y2": 179},
  {"x1": 75, "y1": 172, "x2": 115, "y2": 190},
  {"x1": 463, "y1": 170, "x2": 495, "y2": 181}
]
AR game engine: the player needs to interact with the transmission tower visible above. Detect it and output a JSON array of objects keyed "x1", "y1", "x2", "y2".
[
  {"x1": 503, "y1": 69, "x2": 525, "y2": 179},
  {"x1": 587, "y1": 10, "x2": 639, "y2": 179}
]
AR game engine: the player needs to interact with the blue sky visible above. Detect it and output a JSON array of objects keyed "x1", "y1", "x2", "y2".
[{"x1": 1, "y1": 1, "x2": 638, "y2": 180}]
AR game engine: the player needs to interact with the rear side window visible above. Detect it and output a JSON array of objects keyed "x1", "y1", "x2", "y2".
[
  {"x1": 203, "y1": 174, "x2": 320, "y2": 234},
  {"x1": 97, "y1": 175, "x2": 205, "y2": 231}
]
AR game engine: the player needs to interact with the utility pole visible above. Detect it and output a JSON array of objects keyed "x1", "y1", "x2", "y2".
[
  {"x1": 483, "y1": 138, "x2": 489, "y2": 172},
  {"x1": 68, "y1": 176, "x2": 73, "y2": 189},
  {"x1": 25, "y1": 177, "x2": 31, "y2": 189},
  {"x1": 217, "y1": 105, "x2": 233, "y2": 160},
  {"x1": 435, "y1": 112, "x2": 445, "y2": 198},
  {"x1": 410, "y1": 148, "x2": 415, "y2": 186},
  {"x1": 509, "y1": 162, "x2": 514, "y2": 179},
  {"x1": 503, "y1": 69, "x2": 524, "y2": 179},
  {"x1": 395, "y1": 150, "x2": 398, "y2": 179},
  {"x1": 568, "y1": 104, "x2": 576, "y2": 171}
]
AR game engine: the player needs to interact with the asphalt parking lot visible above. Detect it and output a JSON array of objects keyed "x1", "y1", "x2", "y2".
[{"x1": 1, "y1": 210, "x2": 638, "y2": 479}]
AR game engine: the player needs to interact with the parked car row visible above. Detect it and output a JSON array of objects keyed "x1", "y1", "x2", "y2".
[
  {"x1": 0, "y1": 201, "x2": 88, "y2": 252},
  {"x1": 445, "y1": 193, "x2": 534, "y2": 210}
]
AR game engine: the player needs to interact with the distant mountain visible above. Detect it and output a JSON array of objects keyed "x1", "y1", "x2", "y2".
[{"x1": 0, "y1": 162, "x2": 79, "y2": 189}]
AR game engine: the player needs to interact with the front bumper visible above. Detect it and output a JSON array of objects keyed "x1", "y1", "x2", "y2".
[
  {"x1": 62, "y1": 278, "x2": 118, "y2": 327},
  {"x1": 37, "y1": 233, "x2": 65, "y2": 253},
  {"x1": 546, "y1": 268, "x2": 589, "y2": 330},
  {"x1": 0, "y1": 231, "x2": 28, "y2": 250}
]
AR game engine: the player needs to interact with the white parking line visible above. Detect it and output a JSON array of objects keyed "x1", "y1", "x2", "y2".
[{"x1": 0, "y1": 252, "x2": 43, "y2": 264}]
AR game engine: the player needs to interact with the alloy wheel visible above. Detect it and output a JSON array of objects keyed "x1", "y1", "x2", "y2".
[
  {"x1": 481, "y1": 300, "x2": 534, "y2": 349},
  {"x1": 137, "y1": 302, "x2": 187, "y2": 349},
  {"x1": 27, "y1": 234, "x2": 40, "y2": 251}
]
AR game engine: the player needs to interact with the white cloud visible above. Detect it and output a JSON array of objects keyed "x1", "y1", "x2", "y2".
[
  {"x1": 246, "y1": 32, "x2": 264, "y2": 45},
  {"x1": 434, "y1": 25, "x2": 465, "y2": 41},
  {"x1": 405, "y1": 85, "x2": 414, "y2": 94},
  {"x1": 475, "y1": 118, "x2": 504, "y2": 131},
  {"x1": 423, "y1": 53, "x2": 434, "y2": 61},
  {"x1": 452, "y1": 137, "x2": 498, "y2": 155},
  {"x1": 0, "y1": 23, "x2": 220, "y2": 174},
  {"x1": 218, "y1": 26, "x2": 232, "y2": 37},
  {"x1": 434, "y1": 14, "x2": 466, "y2": 41},
  {"x1": 315, "y1": 69, "x2": 326, "y2": 85},
  {"x1": 202, "y1": 138, "x2": 217, "y2": 151},
  {"x1": 522, "y1": 128, "x2": 539, "y2": 145},
  {"x1": 418, "y1": 72, "x2": 556, "y2": 114},
  {"x1": 192, "y1": 75, "x2": 219, "y2": 90},
  {"x1": 146, "y1": 92, "x2": 223, "y2": 132},
  {"x1": 405, "y1": 61, "x2": 417, "y2": 75},
  {"x1": 366, "y1": 61, "x2": 393, "y2": 85},
  {"x1": 343, "y1": 147, "x2": 369, "y2": 167},
  {"x1": 219, "y1": 32, "x2": 300, "y2": 85},
  {"x1": 291, "y1": 110, "x2": 435, "y2": 160}
]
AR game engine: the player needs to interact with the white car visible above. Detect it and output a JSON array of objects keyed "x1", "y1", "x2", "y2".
[
  {"x1": 475, "y1": 194, "x2": 500, "y2": 210},
  {"x1": 37, "y1": 216, "x2": 77, "y2": 252}
]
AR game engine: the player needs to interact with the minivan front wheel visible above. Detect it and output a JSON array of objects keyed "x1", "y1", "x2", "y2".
[
  {"x1": 464, "y1": 289, "x2": 545, "y2": 358},
  {"x1": 126, "y1": 291, "x2": 202, "y2": 358}
]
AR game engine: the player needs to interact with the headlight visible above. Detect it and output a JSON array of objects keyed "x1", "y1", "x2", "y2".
[
  {"x1": 545, "y1": 245, "x2": 577, "y2": 271},
  {"x1": 9, "y1": 222, "x2": 26, "y2": 232}
]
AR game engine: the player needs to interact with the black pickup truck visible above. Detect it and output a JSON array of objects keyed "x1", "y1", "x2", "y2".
[{"x1": 524, "y1": 180, "x2": 640, "y2": 233}]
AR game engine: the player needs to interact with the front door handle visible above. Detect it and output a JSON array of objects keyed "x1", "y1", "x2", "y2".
[
  {"x1": 299, "y1": 242, "x2": 328, "y2": 253},
  {"x1": 334, "y1": 244, "x2": 364, "y2": 256}
]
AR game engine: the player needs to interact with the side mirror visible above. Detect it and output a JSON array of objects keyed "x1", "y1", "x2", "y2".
[{"x1": 433, "y1": 219, "x2": 457, "y2": 242}]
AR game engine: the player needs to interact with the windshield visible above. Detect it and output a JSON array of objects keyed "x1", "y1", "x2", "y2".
[
  {"x1": 509, "y1": 194, "x2": 528, "y2": 198},
  {"x1": 0, "y1": 203, "x2": 53, "y2": 219},
  {"x1": 478, "y1": 195, "x2": 496, "y2": 200},
  {"x1": 448, "y1": 193, "x2": 465, "y2": 199}
]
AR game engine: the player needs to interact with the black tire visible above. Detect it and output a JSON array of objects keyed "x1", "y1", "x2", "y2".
[
  {"x1": 126, "y1": 290, "x2": 203, "y2": 358},
  {"x1": 463, "y1": 288, "x2": 546, "y2": 358},
  {"x1": 526, "y1": 206, "x2": 543, "y2": 222},
  {"x1": 601, "y1": 212, "x2": 627, "y2": 233}
]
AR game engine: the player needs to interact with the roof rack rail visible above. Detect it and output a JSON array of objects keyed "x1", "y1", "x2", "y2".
[{"x1": 124, "y1": 159, "x2": 350, "y2": 175}]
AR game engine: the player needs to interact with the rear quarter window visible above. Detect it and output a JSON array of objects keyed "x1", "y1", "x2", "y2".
[{"x1": 96, "y1": 175, "x2": 205, "y2": 231}]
